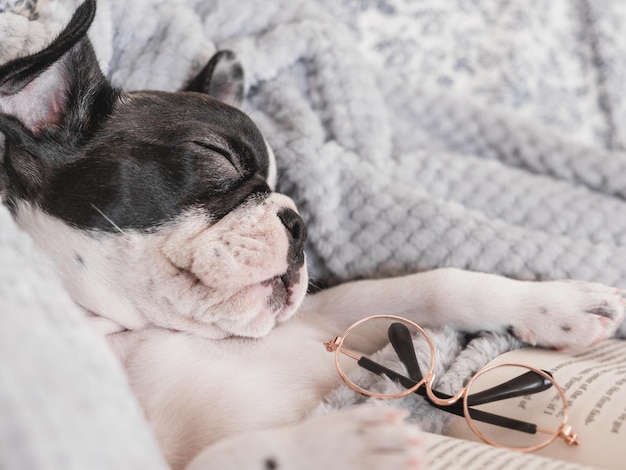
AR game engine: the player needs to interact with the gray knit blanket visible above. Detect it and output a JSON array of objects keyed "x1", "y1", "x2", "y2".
[{"x1": 2, "y1": 0, "x2": 626, "y2": 468}]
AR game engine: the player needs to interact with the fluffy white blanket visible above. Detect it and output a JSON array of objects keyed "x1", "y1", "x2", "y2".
[{"x1": 2, "y1": 0, "x2": 626, "y2": 467}]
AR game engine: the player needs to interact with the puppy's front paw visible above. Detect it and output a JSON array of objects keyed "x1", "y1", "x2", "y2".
[
  {"x1": 298, "y1": 406, "x2": 424, "y2": 470},
  {"x1": 336, "y1": 406, "x2": 424, "y2": 469},
  {"x1": 186, "y1": 405, "x2": 424, "y2": 470},
  {"x1": 510, "y1": 280, "x2": 625, "y2": 349}
]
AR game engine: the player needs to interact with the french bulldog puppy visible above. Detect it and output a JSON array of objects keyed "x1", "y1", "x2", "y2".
[{"x1": 1, "y1": 1, "x2": 623, "y2": 469}]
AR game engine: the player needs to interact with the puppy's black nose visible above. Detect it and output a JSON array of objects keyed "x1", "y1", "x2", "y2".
[{"x1": 278, "y1": 208, "x2": 307, "y2": 261}]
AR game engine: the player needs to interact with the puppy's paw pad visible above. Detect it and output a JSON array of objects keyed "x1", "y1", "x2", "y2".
[{"x1": 513, "y1": 280, "x2": 625, "y2": 349}]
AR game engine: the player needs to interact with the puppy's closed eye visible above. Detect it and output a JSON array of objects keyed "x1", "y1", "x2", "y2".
[
  {"x1": 192, "y1": 140, "x2": 240, "y2": 178},
  {"x1": 192, "y1": 141, "x2": 237, "y2": 167}
]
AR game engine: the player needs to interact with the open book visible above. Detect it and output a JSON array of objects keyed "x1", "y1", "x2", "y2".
[{"x1": 424, "y1": 339, "x2": 626, "y2": 470}]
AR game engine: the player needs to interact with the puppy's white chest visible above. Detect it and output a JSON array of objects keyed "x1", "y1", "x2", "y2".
[{"x1": 118, "y1": 317, "x2": 343, "y2": 456}]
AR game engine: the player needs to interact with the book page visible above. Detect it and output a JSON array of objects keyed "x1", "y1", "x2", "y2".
[
  {"x1": 445, "y1": 339, "x2": 626, "y2": 469},
  {"x1": 423, "y1": 432, "x2": 593, "y2": 470}
]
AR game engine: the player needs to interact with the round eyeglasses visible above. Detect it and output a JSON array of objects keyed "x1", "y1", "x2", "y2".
[{"x1": 324, "y1": 315, "x2": 579, "y2": 452}]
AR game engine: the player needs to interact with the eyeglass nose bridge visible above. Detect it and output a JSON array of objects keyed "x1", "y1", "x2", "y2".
[{"x1": 423, "y1": 374, "x2": 467, "y2": 407}]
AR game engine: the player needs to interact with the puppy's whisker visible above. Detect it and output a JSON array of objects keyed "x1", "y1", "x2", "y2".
[
  {"x1": 90, "y1": 203, "x2": 126, "y2": 235},
  {"x1": 246, "y1": 108, "x2": 260, "y2": 119}
]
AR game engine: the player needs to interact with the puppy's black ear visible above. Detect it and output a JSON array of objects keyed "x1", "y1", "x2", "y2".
[
  {"x1": 184, "y1": 50, "x2": 244, "y2": 107},
  {"x1": 0, "y1": 0, "x2": 117, "y2": 200},
  {"x1": 0, "y1": 0, "x2": 115, "y2": 137}
]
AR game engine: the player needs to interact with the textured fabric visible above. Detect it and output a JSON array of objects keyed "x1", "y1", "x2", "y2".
[
  {"x1": 241, "y1": 0, "x2": 626, "y2": 293},
  {"x1": 2, "y1": 0, "x2": 626, "y2": 466},
  {"x1": 93, "y1": 0, "x2": 626, "y2": 297},
  {"x1": 0, "y1": 0, "x2": 38, "y2": 17}
]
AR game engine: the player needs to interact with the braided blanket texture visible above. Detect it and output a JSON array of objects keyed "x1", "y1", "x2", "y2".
[{"x1": 1, "y1": 0, "x2": 626, "y2": 467}]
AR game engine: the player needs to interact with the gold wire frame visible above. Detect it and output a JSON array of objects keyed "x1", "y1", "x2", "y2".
[
  {"x1": 463, "y1": 362, "x2": 578, "y2": 452},
  {"x1": 324, "y1": 314, "x2": 580, "y2": 452},
  {"x1": 324, "y1": 314, "x2": 437, "y2": 400}
]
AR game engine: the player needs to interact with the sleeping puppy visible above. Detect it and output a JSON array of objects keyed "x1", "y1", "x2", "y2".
[{"x1": 1, "y1": 1, "x2": 624, "y2": 469}]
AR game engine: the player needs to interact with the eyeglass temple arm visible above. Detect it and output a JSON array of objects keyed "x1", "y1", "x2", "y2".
[
  {"x1": 465, "y1": 370, "x2": 553, "y2": 406},
  {"x1": 357, "y1": 356, "x2": 537, "y2": 435},
  {"x1": 386, "y1": 323, "x2": 552, "y2": 406},
  {"x1": 388, "y1": 322, "x2": 423, "y2": 381}
]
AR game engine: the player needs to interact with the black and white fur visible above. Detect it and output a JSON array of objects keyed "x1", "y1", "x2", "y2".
[{"x1": 1, "y1": 2, "x2": 624, "y2": 469}]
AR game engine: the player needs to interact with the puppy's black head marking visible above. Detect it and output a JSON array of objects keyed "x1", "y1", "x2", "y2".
[
  {"x1": 0, "y1": 0, "x2": 273, "y2": 232},
  {"x1": 39, "y1": 91, "x2": 273, "y2": 231}
]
